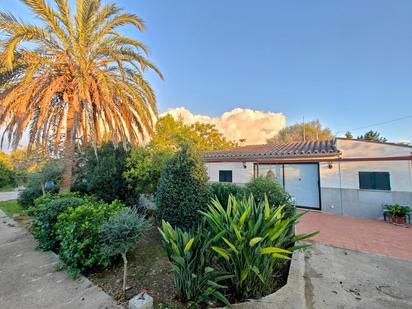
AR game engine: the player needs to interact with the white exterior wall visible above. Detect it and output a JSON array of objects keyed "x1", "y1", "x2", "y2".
[
  {"x1": 321, "y1": 139, "x2": 412, "y2": 191},
  {"x1": 320, "y1": 139, "x2": 412, "y2": 218},
  {"x1": 204, "y1": 139, "x2": 412, "y2": 219},
  {"x1": 320, "y1": 160, "x2": 412, "y2": 192},
  {"x1": 337, "y1": 138, "x2": 412, "y2": 158},
  {"x1": 205, "y1": 162, "x2": 254, "y2": 184}
]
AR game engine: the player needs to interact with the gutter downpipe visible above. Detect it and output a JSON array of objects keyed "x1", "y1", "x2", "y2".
[
  {"x1": 409, "y1": 154, "x2": 412, "y2": 194},
  {"x1": 338, "y1": 155, "x2": 344, "y2": 216}
]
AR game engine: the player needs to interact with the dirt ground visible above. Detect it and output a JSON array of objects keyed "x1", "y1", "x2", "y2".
[
  {"x1": 87, "y1": 226, "x2": 290, "y2": 308},
  {"x1": 88, "y1": 227, "x2": 188, "y2": 308}
]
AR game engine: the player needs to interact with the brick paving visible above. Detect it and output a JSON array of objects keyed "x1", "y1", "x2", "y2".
[{"x1": 297, "y1": 210, "x2": 412, "y2": 261}]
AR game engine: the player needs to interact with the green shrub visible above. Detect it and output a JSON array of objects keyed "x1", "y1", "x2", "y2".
[
  {"x1": 384, "y1": 204, "x2": 411, "y2": 219},
  {"x1": 55, "y1": 199, "x2": 125, "y2": 276},
  {"x1": 245, "y1": 176, "x2": 296, "y2": 218},
  {"x1": 138, "y1": 194, "x2": 156, "y2": 210},
  {"x1": 18, "y1": 161, "x2": 63, "y2": 208},
  {"x1": 100, "y1": 208, "x2": 152, "y2": 290},
  {"x1": 132, "y1": 194, "x2": 157, "y2": 217},
  {"x1": 32, "y1": 192, "x2": 66, "y2": 210},
  {"x1": 31, "y1": 195, "x2": 85, "y2": 251},
  {"x1": 28, "y1": 159, "x2": 64, "y2": 193},
  {"x1": 29, "y1": 193, "x2": 80, "y2": 216},
  {"x1": 156, "y1": 144, "x2": 210, "y2": 228},
  {"x1": 18, "y1": 187, "x2": 43, "y2": 208},
  {"x1": 73, "y1": 143, "x2": 133, "y2": 203},
  {"x1": 0, "y1": 161, "x2": 16, "y2": 188},
  {"x1": 209, "y1": 182, "x2": 245, "y2": 206},
  {"x1": 124, "y1": 146, "x2": 172, "y2": 195},
  {"x1": 159, "y1": 220, "x2": 231, "y2": 306},
  {"x1": 201, "y1": 196, "x2": 318, "y2": 300}
]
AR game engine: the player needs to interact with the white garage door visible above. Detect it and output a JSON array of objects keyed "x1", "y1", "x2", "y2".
[{"x1": 284, "y1": 164, "x2": 320, "y2": 209}]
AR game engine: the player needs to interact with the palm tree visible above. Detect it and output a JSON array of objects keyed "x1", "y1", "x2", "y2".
[{"x1": 0, "y1": 0, "x2": 162, "y2": 191}]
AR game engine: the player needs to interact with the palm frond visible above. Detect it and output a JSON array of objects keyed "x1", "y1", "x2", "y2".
[{"x1": 0, "y1": 0, "x2": 161, "y2": 152}]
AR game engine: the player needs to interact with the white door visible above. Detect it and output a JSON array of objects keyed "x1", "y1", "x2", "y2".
[{"x1": 284, "y1": 164, "x2": 320, "y2": 209}]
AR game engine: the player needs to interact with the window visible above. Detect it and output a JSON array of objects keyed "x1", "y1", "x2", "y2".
[
  {"x1": 219, "y1": 170, "x2": 232, "y2": 183},
  {"x1": 257, "y1": 164, "x2": 284, "y2": 183},
  {"x1": 359, "y1": 172, "x2": 390, "y2": 191}
]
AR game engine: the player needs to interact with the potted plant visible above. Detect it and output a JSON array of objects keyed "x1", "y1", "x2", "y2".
[{"x1": 384, "y1": 204, "x2": 410, "y2": 225}]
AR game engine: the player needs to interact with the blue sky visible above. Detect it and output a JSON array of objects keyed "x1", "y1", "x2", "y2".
[{"x1": 3, "y1": 0, "x2": 412, "y2": 142}]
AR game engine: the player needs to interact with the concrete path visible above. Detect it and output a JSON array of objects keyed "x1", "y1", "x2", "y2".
[
  {"x1": 304, "y1": 242, "x2": 412, "y2": 309},
  {"x1": 297, "y1": 210, "x2": 412, "y2": 260},
  {"x1": 0, "y1": 209, "x2": 121, "y2": 309},
  {"x1": 0, "y1": 190, "x2": 19, "y2": 201},
  {"x1": 223, "y1": 241, "x2": 412, "y2": 309}
]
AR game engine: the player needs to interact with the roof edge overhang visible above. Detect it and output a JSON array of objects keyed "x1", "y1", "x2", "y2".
[
  {"x1": 204, "y1": 155, "x2": 412, "y2": 163},
  {"x1": 204, "y1": 154, "x2": 340, "y2": 163},
  {"x1": 336, "y1": 137, "x2": 412, "y2": 149}
]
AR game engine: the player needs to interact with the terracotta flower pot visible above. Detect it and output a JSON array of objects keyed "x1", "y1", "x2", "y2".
[{"x1": 392, "y1": 216, "x2": 405, "y2": 225}]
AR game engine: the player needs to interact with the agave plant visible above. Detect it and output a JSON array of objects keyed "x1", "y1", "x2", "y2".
[
  {"x1": 158, "y1": 220, "x2": 232, "y2": 306},
  {"x1": 200, "y1": 195, "x2": 318, "y2": 300}
]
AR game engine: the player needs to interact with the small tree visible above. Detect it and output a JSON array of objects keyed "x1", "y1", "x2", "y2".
[
  {"x1": 18, "y1": 160, "x2": 63, "y2": 208},
  {"x1": 267, "y1": 120, "x2": 333, "y2": 144},
  {"x1": 155, "y1": 144, "x2": 210, "y2": 228},
  {"x1": 151, "y1": 115, "x2": 236, "y2": 152},
  {"x1": 100, "y1": 208, "x2": 152, "y2": 291},
  {"x1": 29, "y1": 160, "x2": 64, "y2": 195},
  {"x1": 0, "y1": 161, "x2": 16, "y2": 188},
  {"x1": 344, "y1": 131, "x2": 353, "y2": 139},
  {"x1": 357, "y1": 130, "x2": 387, "y2": 142},
  {"x1": 124, "y1": 146, "x2": 173, "y2": 195}
]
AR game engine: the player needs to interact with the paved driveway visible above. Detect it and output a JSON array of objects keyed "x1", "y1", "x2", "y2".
[
  {"x1": 0, "y1": 190, "x2": 19, "y2": 202},
  {"x1": 304, "y1": 242, "x2": 412, "y2": 309},
  {"x1": 297, "y1": 210, "x2": 412, "y2": 260},
  {"x1": 0, "y1": 209, "x2": 121, "y2": 309}
]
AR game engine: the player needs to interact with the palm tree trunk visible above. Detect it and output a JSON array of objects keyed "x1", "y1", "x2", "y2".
[{"x1": 60, "y1": 103, "x2": 76, "y2": 193}]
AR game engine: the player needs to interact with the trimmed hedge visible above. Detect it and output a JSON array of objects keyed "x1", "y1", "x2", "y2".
[
  {"x1": 18, "y1": 187, "x2": 44, "y2": 209},
  {"x1": 209, "y1": 177, "x2": 295, "y2": 220},
  {"x1": 245, "y1": 176, "x2": 296, "y2": 218},
  {"x1": 31, "y1": 195, "x2": 85, "y2": 251},
  {"x1": 209, "y1": 182, "x2": 245, "y2": 207},
  {"x1": 156, "y1": 144, "x2": 210, "y2": 228}
]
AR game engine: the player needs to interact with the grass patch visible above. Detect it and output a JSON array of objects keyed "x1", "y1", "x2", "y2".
[
  {"x1": 0, "y1": 185, "x2": 16, "y2": 192},
  {"x1": 0, "y1": 200, "x2": 24, "y2": 217}
]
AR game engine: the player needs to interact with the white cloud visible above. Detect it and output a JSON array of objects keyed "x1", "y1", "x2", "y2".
[
  {"x1": 395, "y1": 139, "x2": 410, "y2": 145},
  {"x1": 162, "y1": 107, "x2": 286, "y2": 145}
]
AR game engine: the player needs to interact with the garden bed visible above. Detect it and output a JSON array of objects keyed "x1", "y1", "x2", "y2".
[
  {"x1": 87, "y1": 227, "x2": 187, "y2": 308},
  {"x1": 87, "y1": 226, "x2": 291, "y2": 308}
]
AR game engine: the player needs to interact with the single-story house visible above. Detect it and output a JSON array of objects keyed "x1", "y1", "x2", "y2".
[{"x1": 203, "y1": 138, "x2": 412, "y2": 219}]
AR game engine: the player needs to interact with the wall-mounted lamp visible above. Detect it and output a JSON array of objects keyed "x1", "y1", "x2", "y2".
[
  {"x1": 328, "y1": 162, "x2": 333, "y2": 169},
  {"x1": 242, "y1": 162, "x2": 247, "y2": 169}
]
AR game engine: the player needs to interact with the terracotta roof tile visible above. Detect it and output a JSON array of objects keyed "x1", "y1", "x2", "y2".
[{"x1": 203, "y1": 139, "x2": 340, "y2": 161}]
